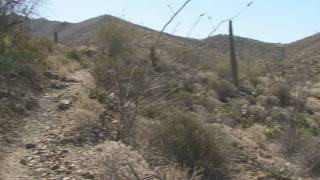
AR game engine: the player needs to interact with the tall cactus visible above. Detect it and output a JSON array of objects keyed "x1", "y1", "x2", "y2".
[
  {"x1": 54, "y1": 32, "x2": 58, "y2": 44},
  {"x1": 150, "y1": 45, "x2": 160, "y2": 71},
  {"x1": 229, "y1": 20, "x2": 239, "y2": 87}
]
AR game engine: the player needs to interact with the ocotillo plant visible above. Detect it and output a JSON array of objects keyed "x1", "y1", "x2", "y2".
[{"x1": 229, "y1": 20, "x2": 239, "y2": 87}]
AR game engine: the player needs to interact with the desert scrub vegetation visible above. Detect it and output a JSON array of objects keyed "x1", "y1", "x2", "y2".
[
  {"x1": 65, "y1": 49, "x2": 91, "y2": 68},
  {"x1": 93, "y1": 22, "x2": 148, "y2": 142},
  {"x1": 210, "y1": 79, "x2": 238, "y2": 102},
  {"x1": 206, "y1": 59, "x2": 265, "y2": 81},
  {"x1": 157, "y1": 110, "x2": 228, "y2": 179},
  {"x1": 271, "y1": 84, "x2": 292, "y2": 107},
  {"x1": 169, "y1": 88, "x2": 212, "y2": 112},
  {"x1": 0, "y1": 0, "x2": 47, "y2": 74},
  {"x1": 78, "y1": 141, "x2": 203, "y2": 180},
  {"x1": 0, "y1": 35, "x2": 52, "y2": 74},
  {"x1": 89, "y1": 88, "x2": 107, "y2": 104},
  {"x1": 93, "y1": 21, "x2": 185, "y2": 144}
]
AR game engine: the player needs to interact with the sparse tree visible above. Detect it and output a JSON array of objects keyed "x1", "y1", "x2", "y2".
[
  {"x1": 0, "y1": 0, "x2": 43, "y2": 73},
  {"x1": 0, "y1": 0, "x2": 41, "y2": 33}
]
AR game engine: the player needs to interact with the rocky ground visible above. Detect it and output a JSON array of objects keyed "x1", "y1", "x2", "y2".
[
  {"x1": 0, "y1": 47, "x2": 320, "y2": 180},
  {"x1": 0, "y1": 59, "x2": 159, "y2": 180}
]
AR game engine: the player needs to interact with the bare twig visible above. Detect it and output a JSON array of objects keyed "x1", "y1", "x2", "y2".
[
  {"x1": 187, "y1": 13, "x2": 206, "y2": 37},
  {"x1": 155, "y1": 0, "x2": 193, "y2": 45}
]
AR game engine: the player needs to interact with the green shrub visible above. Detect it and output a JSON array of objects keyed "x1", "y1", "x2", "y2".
[
  {"x1": 66, "y1": 50, "x2": 81, "y2": 60},
  {"x1": 217, "y1": 100, "x2": 260, "y2": 128},
  {"x1": 158, "y1": 111, "x2": 227, "y2": 179},
  {"x1": 96, "y1": 22, "x2": 132, "y2": 57},
  {"x1": 89, "y1": 89, "x2": 107, "y2": 104},
  {"x1": 66, "y1": 49, "x2": 91, "y2": 68},
  {"x1": 208, "y1": 59, "x2": 265, "y2": 80},
  {"x1": 0, "y1": 35, "x2": 52, "y2": 74},
  {"x1": 0, "y1": 55, "x2": 16, "y2": 74},
  {"x1": 265, "y1": 124, "x2": 281, "y2": 139},
  {"x1": 172, "y1": 90, "x2": 198, "y2": 107}
]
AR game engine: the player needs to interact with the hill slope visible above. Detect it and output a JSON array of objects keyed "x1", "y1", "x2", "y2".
[{"x1": 27, "y1": 15, "x2": 287, "y2": 62}]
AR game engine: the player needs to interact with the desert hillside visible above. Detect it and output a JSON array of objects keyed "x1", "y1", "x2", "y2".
[
  {"x1": 1, "y1": 7, "x2": 320, "y2": 180},
  {"x1": 27, "y1": 15, "x2": 288, "y2": 61}
]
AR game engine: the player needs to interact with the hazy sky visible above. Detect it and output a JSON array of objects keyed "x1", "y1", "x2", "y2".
[{"x1": 39, "y1": 0, "x2": 320, "y2": 43}]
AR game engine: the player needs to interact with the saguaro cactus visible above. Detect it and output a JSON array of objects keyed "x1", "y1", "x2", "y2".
[
  {"x1": 150, "y1": 45, "x2": 160, "y2": 71},
  {"x1": 54, "y1": 32, "x2": 58, "y2": 44},
  {"x1": 229, "y1": 20, "x2": 239, "y2": 87}
]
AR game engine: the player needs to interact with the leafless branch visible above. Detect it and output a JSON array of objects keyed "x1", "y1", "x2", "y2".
[{"x1": 155, "y1": 0, "x2": 193, "y2": 45}]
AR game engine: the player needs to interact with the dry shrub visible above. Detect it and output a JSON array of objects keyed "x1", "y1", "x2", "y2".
[
  {"x1": 65, "y1": 49, "x2": 91, "y2": 69},
  {"x1": 96, "y1": 21, "x2": 132, "y2": 57},
  {"x1": 158, "y1": 110, "x2": 228, "y2": 179},
  {"x1": 271, "y1": 84, "x2": 291, "y2": 107},
  {"x1": 88, "y1": 142, "x2": 153, "y2": 179},
  {"x1": 90, "y1": 142, "x2": 203, "y2": 180},
  {"x1": 211, "y1": 80, "x2": 237, "y2": 102},
  {"x1": 63, "y1": 109, "x2": 108, "y2": 145},
  {"x1": 298, "y1": 137, "x2": 320, "y2": 177},
  {"x1": 43, "y1": 54, "x2": 82, "y2": 75},
  {"x1": 152, "y1": 164, "x2": 203, "y2": 180}
]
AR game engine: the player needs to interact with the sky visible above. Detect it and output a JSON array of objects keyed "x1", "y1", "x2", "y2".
[{"x1": 39, "y1": 0, "x2": 320, "y2": 43}]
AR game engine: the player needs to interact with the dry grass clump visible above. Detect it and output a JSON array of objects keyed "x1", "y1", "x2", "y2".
[{"x1": 42, "y1": 54, "x2": 82, "y2": 76}]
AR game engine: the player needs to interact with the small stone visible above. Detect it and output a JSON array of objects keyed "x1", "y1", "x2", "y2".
[
  {"x1": 59, "y1": 99, "x2": 72, "y2": 110},
  {"x1": 51, "y1": 80, "x2": 68, "y2": 89},
  {"x1": 35, "y1": 168, "x2": 45, "y2": 172},
  {"x1": 51, "y1": 165, "x2": 60, "y2": 170},
  {"x1": 58, "y1": 149, "x2": 69, "y2": 155},
  {"x1": 82, "y1": 172, "x2": 94, "y2": 179},
  {"x1": 20, "y1": 159, "x2": 27, "y2": 165},
  {"x1": 25, "y1": 143, "x2": 36, "y2": 149}
]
